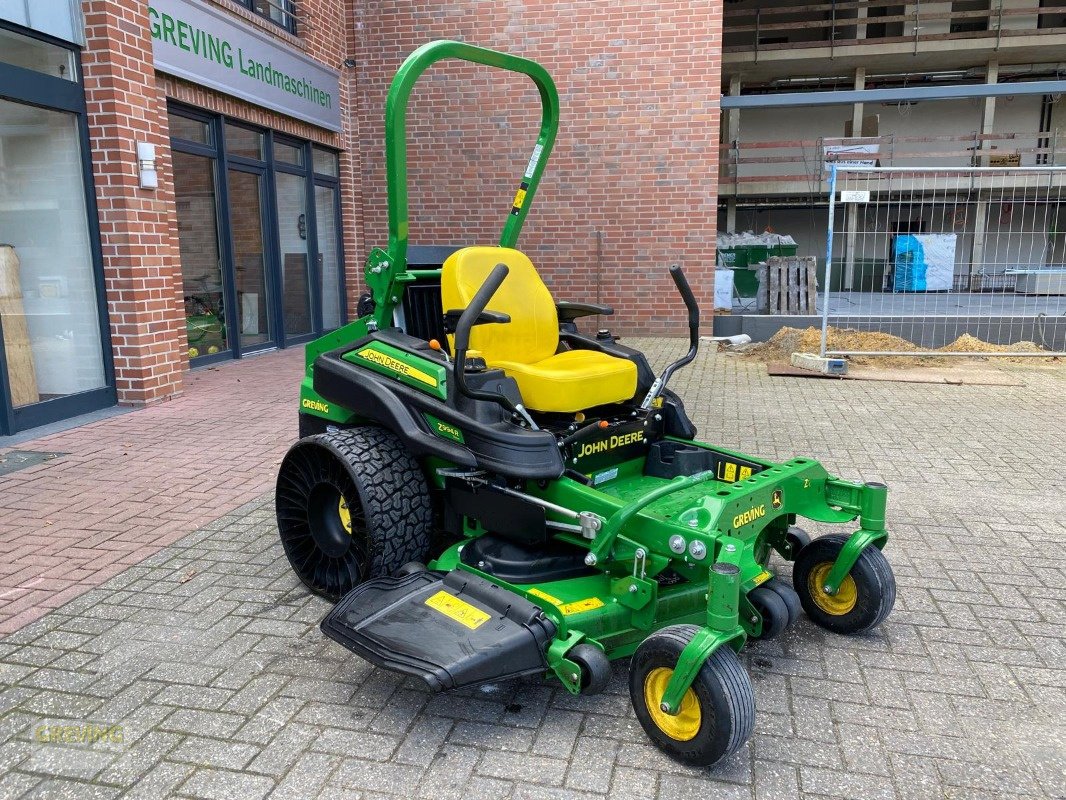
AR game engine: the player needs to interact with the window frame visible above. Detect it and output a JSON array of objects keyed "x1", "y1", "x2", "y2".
[{"x1": 239, "y1": 0, "x2": 297, "y2": 35}]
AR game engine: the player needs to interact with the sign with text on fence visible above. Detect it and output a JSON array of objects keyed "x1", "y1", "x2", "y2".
[
  {"x1": 824, "y1": 144, "x2": 879, "y2": 170},
  {"x1": 839, "y1": 190, "x2": 870, "y2": 204}
]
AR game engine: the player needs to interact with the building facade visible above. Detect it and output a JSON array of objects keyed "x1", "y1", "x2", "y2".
[
  {"x1": 0, "y1": 0, "x2": 723, "y2": 436},
  {"x1": 718, "y1": 1, "x2": 1066, "y2": 289}
]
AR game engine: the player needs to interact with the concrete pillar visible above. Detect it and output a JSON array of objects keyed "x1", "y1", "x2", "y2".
[
  {"x1": 844, "y1": 69, "x2": 866, "y2": 291},
  {"x1": 725, "y1": 75, "x2": 741, "y2": 233},
  {"x1": 972, "y1": 61, "x2": 999, "y2": 277}
]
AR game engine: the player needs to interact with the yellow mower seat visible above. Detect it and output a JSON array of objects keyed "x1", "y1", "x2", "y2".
[{"x1": 441, "y1": 247, "x2": 637, "y2": 413}]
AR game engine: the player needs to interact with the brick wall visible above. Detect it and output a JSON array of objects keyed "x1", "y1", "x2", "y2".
[
  {"x1": 351, "y1": 2, "x2": 723, "y2": 334},
  {"x1": 77, "y1": 0, "x2": 722, "y2": 409},
  {"x1": 82, "y1": 0, "x2": 185, "y2": 405},
  {"x1": 79, "y1": 0, "x2": 364, "y2": 406}
]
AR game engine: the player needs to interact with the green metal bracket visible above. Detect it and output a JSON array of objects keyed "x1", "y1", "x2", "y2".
[
  {"x1": 373, "y1": 40, "x2": 560, "y2": 326},
  {"x1": 660, "y1": 540, "x2": 746, "y2": 715},
  {"x1": 547, "y1": 631, "x2": 587, "y2": 694},
  {"x1": 588, "y1": 470, "x2": 715, "y2": 566},
  {"x1": 822, "y1": 482, "x2": 888, "y2": 595},
  {"x1": 823, "y1": 527, "x2": 888, "y2": 596},
  {"x1": 611, "y1": 574, "x2": 658, "y2": 630}
]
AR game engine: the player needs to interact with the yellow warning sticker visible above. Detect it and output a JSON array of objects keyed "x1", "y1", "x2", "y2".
[
  {"x1": 559, "y1": 597, "x2": 605, "y2": 616},
  {"x1": 424, "y1": 591, "x2": 490, "y2": 630},
  {"x1": 512, "y1": 188, "x2": 527, "y2": 210},
  {"x1": 527, "y1": 588, "x2": 563, "y2": 606},
  {"x1": 723, "y1": 462, "x2": 737, "y2": 482},
  {"x1": 739, "y1": 466, "x2": 753, "y2": 480},
  {"x1": 752, "y1": 570, "x2": 772, "y2": 587}
]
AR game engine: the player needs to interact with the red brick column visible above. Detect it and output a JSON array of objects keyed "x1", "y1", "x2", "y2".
[
  {"x1": 352, "y1": 1, "x2": 723, "y2": 334},
  {"x1": 82, "y1": 0, "x2": 186, "y2": 406}
]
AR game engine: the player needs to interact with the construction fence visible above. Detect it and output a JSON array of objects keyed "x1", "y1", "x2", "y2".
[{"x1": 820, "y1": 165, "x2": 1066, "y2": 357}]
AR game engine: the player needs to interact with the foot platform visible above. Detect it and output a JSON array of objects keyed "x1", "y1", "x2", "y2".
[{"x1": 321, "y1": 569, "x2": 557, "y2": 691}]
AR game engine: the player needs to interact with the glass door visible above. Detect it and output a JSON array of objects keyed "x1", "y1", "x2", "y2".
[
  {"x1": 274, "y1": 169, "x2": 314, "y2": 340},
  {"x1": 173, "y1": 149, "x2": 228, "y2": 360},
  {"x1": 227, "y1": 166, "x2": 274, "y2": 351},
  {"x1": 314, "y1": 182, "x2": 343, "y2": 330}
]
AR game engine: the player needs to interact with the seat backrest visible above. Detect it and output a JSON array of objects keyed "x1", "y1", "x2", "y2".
[{"x1": 441, "y1": 246, "x2": 558, "y2": 365}]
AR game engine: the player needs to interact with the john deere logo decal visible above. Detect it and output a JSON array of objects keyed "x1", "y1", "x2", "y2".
[
  {"x1": 356, "y1": 347, "x2": 437, "y2": 387},
  {"x1": 771, "y1": 489, "x2": 783, "y2": 509}
]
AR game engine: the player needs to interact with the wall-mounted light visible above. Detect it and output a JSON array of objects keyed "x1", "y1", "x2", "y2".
[
  {"x1": 137, "y1": 142, "x2": 158, "y2": 190},
  {"x1": 343, "y1": 58, "x2": 357, "y2": 69}
]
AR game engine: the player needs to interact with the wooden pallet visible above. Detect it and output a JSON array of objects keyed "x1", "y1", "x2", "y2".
[{"x1": 756, "y1": 256, "x2": 818, "y2": 314}]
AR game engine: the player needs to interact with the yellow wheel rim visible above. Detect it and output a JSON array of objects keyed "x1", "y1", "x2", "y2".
[
  {"x1": 338, "y1": 496, "x2": 352, "y2": 535},
  {"x1": 808, "y1": 562, "x2": 858, "y2": 615},
  {"x1": 644, "y1": 667, "x2": 702, "y2": 741}
]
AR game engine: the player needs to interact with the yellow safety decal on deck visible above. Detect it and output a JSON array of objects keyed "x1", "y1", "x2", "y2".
[
  {"x1": 527, "y1": 588, "x2": 563, "y2": 606},
  {"x1": 722, "y1": 462, "x2": 737, "y2": 482},
  {"x1": 512, "y1": 188, "x2": 527, "y2": 209},
  {"x1": 739, "y1": 466, "x2": 753, "y2": 480},
  {"x1": 752, "y1": 570, "x2": 772, "y2": 587},
  {"x1": 424, "y1": 591, "x2": 491, "y2": 630},
  {"x1": 560, "y1": 597, "x2": 605, "y2": 616}
]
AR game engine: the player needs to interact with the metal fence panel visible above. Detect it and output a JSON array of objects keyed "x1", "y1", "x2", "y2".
[{"x1": 821, "y1": 165, "x2": 1066, "y2": 357}]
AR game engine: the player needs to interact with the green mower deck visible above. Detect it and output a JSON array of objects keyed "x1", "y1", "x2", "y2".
[{"x1": 277, "y1": 40, "x2": 896, "y2": 768}]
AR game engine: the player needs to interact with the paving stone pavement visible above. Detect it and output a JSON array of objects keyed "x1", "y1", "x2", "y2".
[
  {"x1": 0, "y1": 342, "x2": 1063, "y2": 799},
  {"x1": 0, "y1": 348, "x2": 306, "y2": 634}
]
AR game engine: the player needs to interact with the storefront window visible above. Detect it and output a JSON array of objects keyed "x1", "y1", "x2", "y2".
[
  {"x1": 226, "y1": 123, "x2": 263, "y2": 160},
  {"x1": 313, "y1": 147, "x2": 339, "y2": 178},
  {"x1": 0, "y1": 26, "x2": 77, "y2": 80},
  {"x1": 170, "y1": 115, "x2": 210, "y2": 145},
  {"x1": 168, "y1": 105, "x2": 345, "y2": 363},
  {"x1": 173, "y1": 151, "x2": 227, "y2": 359},
  {"x1": 275, "y1": 170, "x2": 313, "y2": 337},
  {"x1": 274, "y1": 140, "x2": 303, "y2": 166},
  {"x1": 315, "y1": 184, "x2": 342, "y2": 329},
  {"x1": 0, "y1": 99, "x2": 106, "y2": 408}
]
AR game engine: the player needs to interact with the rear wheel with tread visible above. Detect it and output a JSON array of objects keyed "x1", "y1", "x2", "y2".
[{"x1": 276, "y1": 427, "x2": 433, "y2": 601}]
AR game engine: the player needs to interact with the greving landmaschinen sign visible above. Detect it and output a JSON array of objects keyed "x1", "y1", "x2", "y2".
[{"x1": 147, "y1": 0, "x2": 342, "y2": 132}]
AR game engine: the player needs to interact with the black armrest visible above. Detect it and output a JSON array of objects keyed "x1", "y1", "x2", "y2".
[
  {"x1": 443, "y1": 309, "x2": 510, "y2": 334},
  {"x1": 555, "y1": 301, "x2": 614, "y2": 323}
]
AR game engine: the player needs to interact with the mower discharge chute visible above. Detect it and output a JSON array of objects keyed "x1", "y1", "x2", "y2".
[{"x1": 276, "y1": 40, "x2": 896, "y2": 767}]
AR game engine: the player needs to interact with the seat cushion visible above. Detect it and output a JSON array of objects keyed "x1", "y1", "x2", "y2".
[{"x1": 494, "y1": 349, "x2": 638, "y2": 413}]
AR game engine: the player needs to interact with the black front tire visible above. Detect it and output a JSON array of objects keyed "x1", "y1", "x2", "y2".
[
  {"x1": 569, "y1": 643, "x2": 612, "y2": 696},
  {"x1": 275, "y1": 427, "x2": 433, "y2": 601},
  {"x1": 792, "y1": 534, "x2": 896, "y2": 635},
  {"x1": 748, "y1": 585, "x2": 789, "y2": 640},
  {"x1": 629, "y1": 625, "x2": 755, "y2": 767}
]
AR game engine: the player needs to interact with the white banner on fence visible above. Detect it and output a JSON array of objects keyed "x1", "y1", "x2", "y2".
[{"x1": 825, "y1": 144, "x2": 879, "y2": 170}]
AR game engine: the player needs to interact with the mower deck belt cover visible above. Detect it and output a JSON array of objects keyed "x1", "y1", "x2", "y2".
[{"x1": 321, "y1": 569, "x2": 557, "y2": 691}]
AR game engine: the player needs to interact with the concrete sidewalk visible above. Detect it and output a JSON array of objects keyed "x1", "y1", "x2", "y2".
[
  {"x1": 0, "y1": 348, "x2": 306, "y2": 634},
  {"x1": 0, "y1": 343, "x2": 1063, "y2": 798}
]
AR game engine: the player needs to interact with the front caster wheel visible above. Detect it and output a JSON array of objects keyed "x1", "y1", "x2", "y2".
[
  {"x1": 792, "y1": 534, "x2": 896, "y2": 635},
  {"x1": 748, "y1": 585, "x2": 789, "y2": 640},
  {"x1": 568, "y1": 643, "x2": 612, "y2": 696},
  {"x1": 629, "y1": 625, "x2": 755, "y2": 767}
]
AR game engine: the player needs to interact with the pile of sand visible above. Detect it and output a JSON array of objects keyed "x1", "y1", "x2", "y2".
[{"x1": 742, "y1": 326, "x2": 1054, "y2": 367}]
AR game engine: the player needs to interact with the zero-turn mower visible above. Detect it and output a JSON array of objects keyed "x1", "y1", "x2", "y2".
[{"x1": 276, "y1": 40, "x2": 896, "y2": 766}]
